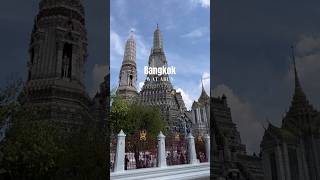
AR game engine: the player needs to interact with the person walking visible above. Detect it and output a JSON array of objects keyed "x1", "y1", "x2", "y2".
[{"x1": 125, "y1": 155, "x2": 129, "y2": 170}]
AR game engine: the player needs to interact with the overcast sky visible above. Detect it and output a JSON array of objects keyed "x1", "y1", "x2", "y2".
[
  {"x1": 110, "y1": 0, "x2": 210, "y2": 110},
  {"x1": 213, "y1": 0, "x2": 320, "y2": 153},
  {"x1": 3, "y1": 0, "x2": 319, "y2": 156},
  {"x1": 0, "y1": 0, "x2": 107, "y2": 97}
]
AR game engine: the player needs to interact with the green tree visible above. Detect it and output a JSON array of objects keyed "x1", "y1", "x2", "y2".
[
  {"x1": 110, "y1": 93, "x2": 166, "y2": 169},
  {"x1": 54, "y1": 121, "x2": 107, "y2": 180},
  {"x1": 0, "y1": 80, "x2": 108, "y2": 180},
  {"x1": 127, "y1": 104, "x2": 165, "y2": 138},
  {"x1": 0, "y1": 79, "x2": 23, "y2": 124},
  {"x1": 0, "y1": 80, "x2": 65, "y2": 179},
  {"x1": 110, "y1": 94, "x2": 166, "y2": 138},
  {"x1": 110, "y1": 95, "x2": 130, "y2": 135},
  {"x1": 2, "y1": 107, "x2": 65, "y2": 180}
]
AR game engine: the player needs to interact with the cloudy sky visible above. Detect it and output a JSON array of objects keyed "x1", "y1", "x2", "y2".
[
  {"x1": 213, "y1": 0, "x2": 320, "y2": 153},
  {"x1": 110, "y1": 0, "x2": 210, "y2": 110},
  {"x1": 0, "y1": 0, "x2": 107, "y2": 96}
]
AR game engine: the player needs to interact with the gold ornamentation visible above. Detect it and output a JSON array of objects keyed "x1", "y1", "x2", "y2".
[
  {"x1": 171, "y1": 90, "x2": 176, "y2": 96},
  {"x1": 175, "y1": 133, "x2": 180, "y2": 141},
  {"x1": 140, "y1": 130, "x2": 147, "y2": 141},
  {"x1": 197, "y1": 134, "x2": 203, "y2": 142}
]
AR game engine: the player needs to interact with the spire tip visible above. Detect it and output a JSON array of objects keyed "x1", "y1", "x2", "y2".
[
  {"x1": 129, "y1": 29, "x2": 135, "y2": 39},
  {"x1": 201, "y1": 77, "x2": 204, "y2": 90}
]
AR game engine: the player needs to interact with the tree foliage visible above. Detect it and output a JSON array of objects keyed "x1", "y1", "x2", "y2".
[
  {"x1": 0, "y1": 79, "x2": 23, "y2": 125},
  {"x1": 110, "y1": 94, "x2": 166, "y2": 139},
  {"x1": 2, "y1": 107, "x2": 64, "y2": 180},
  {"x1": 109, "y1": 94, "x2": 166, "y2": 169},
  {"x1": 0, "y1": 81, "x2": 107, "y2": 180},
  {"x1": 110, "y1": 95, "x2": 130, "y2": 135}
]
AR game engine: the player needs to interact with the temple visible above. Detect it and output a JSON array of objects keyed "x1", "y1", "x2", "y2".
[
  {"x1": 260, "y1": 47, "x2": 320, "y2": 180},
  {"x1": 22, "y1": 0, "x2": 106, "y2": 130}
]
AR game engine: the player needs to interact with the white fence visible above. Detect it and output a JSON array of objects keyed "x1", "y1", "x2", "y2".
[{"x1": 110, "y1": 130, "x2": 210, "y2": 176}]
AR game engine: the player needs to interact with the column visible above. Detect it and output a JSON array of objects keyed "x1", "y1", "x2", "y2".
[
  {"x1": 114, "y1": 130, "x2": 126, "y2": 172},
  {"x1": 300, "y1": 140, "x2": 310, "y2": 180},
  {"x1": 261, "y1": 151, "x2": 272, "y2": 180},
  {"x1": 311, "y1": 136, "x2": 320, "y2": 178},
  {"x1": 202, "y1": 107, "x2": 207, "y2": 124},
  {"x1": 71, "y1": 45, "x2": 76, "y2": 80},
  {"x1": 204, "y1": 134, "x2": 210, "y2": 162},
  {"x1": 192, "y1": 110, "x2": 196, "y2": 124},
  {"x1": 187, "y1": 133, "x2": 198, "y2": 164},
  {"x1": 282, "y1": 142, "x2": 291, "y2": 180},
  {"x1": 197, "y1": 108, "x2": 201, "y2": 123},
  {"x1": 157, "y1": 131, "x2": 167, "y2": 168},
  {"x1": 56, "y1": 42, "x2": 63, "y2": 77},
  {"x1": 297, "y1": 147, "x2": 306, "y2": 180},
  {"x1": 276, "y1": 145, "x2": 286, "y2": 180}
]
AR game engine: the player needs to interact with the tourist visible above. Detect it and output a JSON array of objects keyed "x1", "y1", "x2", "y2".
[{"x1": 124, "y1": 155, "x2": 129, "y2": 170}]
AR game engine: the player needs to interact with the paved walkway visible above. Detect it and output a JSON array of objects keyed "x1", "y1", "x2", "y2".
[{"x1": 192, "y1": 177, "x2": 210, "y2": 180}]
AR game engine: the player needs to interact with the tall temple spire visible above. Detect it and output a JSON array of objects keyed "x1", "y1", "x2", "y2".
[
  {"x1": 117, "y1": 31, "x2": 138, "y2": 100},
  {"x1": 198, "y1": 78, "x2": 209, "y2": 103},
  {"x1": 39, "y1": 0, "x2": 85, "y2": 14},
  {"x1": 153, "y1": 24, "x2": 163, "y2": 50},
  {"x1": 282, "y1": 45, "x2": 317, "y2": 131},
  {"x1": 289, "y1": 46, "x2": 303, "y2": 101},
  {"x1": 147, "y1": 24, "x2": 169, "y2": 70},
  {"x1": 291, "y1": 45, "x2": 302, "y2": 90},
  {"x1": 140, "y1": 24, "x2": 187, "y2": 134},
  {"x1": 290, "y1": 45, "x2": 308, "y2": 103},
  {"x1": 123, "y1": 30, "x2": 136, "y2": 63},
  {"x1": 201, "y1": 77, "x2": 205, "y2": 91},
  {"x1": 23, "y1": 0, "x2": 91, "y2": 126}
]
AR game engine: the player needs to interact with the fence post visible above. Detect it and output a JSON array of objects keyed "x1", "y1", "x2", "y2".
[
  {"x1": 114, "y1": 129, "x2": 126, "y2": 172},
  {"x1": 204, "y1": 134, "x2": 210, "y2": 162},
  {"x1": 187, "y1": 133, "x2": 198, "y2": 164},
  {"x1": 157, "y1": 131, "x2": 167, "y2": 168}
]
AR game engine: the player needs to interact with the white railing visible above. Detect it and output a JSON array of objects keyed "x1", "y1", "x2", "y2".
[{"x1": 110, "y1": 130, "x2": 210, "y2": 174}]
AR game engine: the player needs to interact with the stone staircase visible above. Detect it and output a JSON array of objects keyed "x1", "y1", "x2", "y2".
[{"x1": 111, "y1": 163, "x2": 210, "y2": 180}]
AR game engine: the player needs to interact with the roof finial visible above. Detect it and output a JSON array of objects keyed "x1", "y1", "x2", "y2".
[
  {"x1": 157, "y1": 23, "x2": 159, "y2": 29},
  {"x1": 291, "y1": 45, "x2": 301, "y2": 89},
  {"x1": 291, "y1": 46, "x2": 297, "y2": 74},
  {"x1": 201, "y1": 77, "x2": 204, "y2": 91},
  {"x1": 129, "y1": 29, "x2": 135, "y2": 39}
]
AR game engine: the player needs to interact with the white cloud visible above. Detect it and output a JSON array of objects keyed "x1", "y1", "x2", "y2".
[
  {"x1": 165, "y1": 24, "x2": 176, "y2": 30},
  {"x1": 181, "y1": 27, "x2": 209, "y2": 38},
  {"x1": 296, "y1": 34, "x2": 320, "y2": 55},
  {"x1": 110, "y1": 30, "x2": 124, "y2": 57},
  {"x1": 112, "y1": 0, "x2": 127, "y2": 21},
  {"x1": 135, "y1": 33, "x2": 149, "y2": 64},
  {"x1": 166, "y1": 52, "x2": 209, "y2": 76},
  {"x1": 129, "y1": 29, "x2": 150, "y2": 84},
  {"x1": 190, "y1": 0, "x2": 210, "y2": 8},
  {"x1": 201, "y1": 72, "x2": 210, "y2": 94},
  {"x1": 177, "y1": 88, "x2": 194, "y2": 110},
  {"x1": 285, "y1": 34, "x2": 320, "y2": 109},
  {"x1": 92, "y1": 64, "x2": 108, "y2": 96},
  {"x1": 138, "y1": 81, "x2": 144, "y2": 91},
  {"x1": 213, "y1": 84, "x2": 264, "y2": 153},
  {"x1": 288, "y1": 34, "x2": 320, "y2": 91}
]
